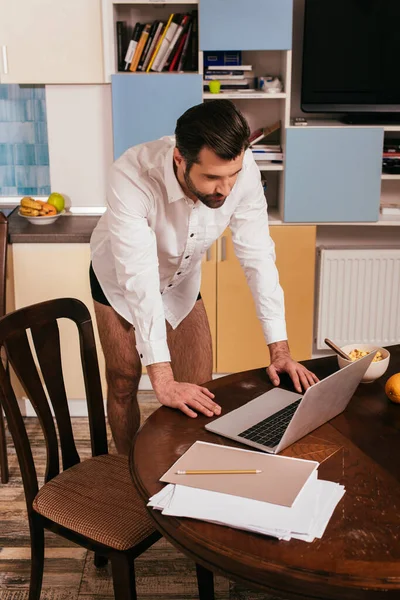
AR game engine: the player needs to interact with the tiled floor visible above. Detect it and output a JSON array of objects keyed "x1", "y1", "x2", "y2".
[{"x1": 0, "y1": 393, "x2": 284, "y2": 600}]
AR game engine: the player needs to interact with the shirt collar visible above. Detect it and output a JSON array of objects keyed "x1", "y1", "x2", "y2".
[{"x1": 164, "y1": 145, "x2": 186, "y2": 203}]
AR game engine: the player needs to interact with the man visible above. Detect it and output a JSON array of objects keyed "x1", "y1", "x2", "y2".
[{"x1": 90, "y1": 100, "x2": 318, "y2": 455}]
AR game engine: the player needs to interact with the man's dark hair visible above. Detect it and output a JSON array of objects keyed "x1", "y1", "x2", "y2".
[{"x1": 175, "y1": 100, "x2": 250, "y2": 170}]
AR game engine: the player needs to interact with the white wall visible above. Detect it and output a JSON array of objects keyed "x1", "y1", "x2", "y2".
[{"x1": 46, "y1": 85, "x2": 113, "y2": 208}]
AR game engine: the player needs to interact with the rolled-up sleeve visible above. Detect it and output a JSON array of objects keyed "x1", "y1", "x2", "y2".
[
  {"x1": 107, "y1": 165, "x2": 170, "y2": 365},
  {"x1": 229, "y1": 157, "x2": 288, "y2": 345}
]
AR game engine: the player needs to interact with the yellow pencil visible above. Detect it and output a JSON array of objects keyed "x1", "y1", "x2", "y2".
[{"x1": 176, "y1": 469, "x2": 262, "y2": 475}]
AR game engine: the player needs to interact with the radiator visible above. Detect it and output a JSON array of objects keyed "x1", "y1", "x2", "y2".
[{"x1": 316, "y1": 248, "x2": 400, "y2": 350}]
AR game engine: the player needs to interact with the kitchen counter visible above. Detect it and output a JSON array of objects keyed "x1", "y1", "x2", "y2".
[{"x1": 8, "y1": 210, "x2": 101, "y2": 243}]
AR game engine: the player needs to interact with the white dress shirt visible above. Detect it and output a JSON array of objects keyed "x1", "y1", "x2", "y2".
[{"x1": 90, "y1": 136, "x2": 287, "y2": 366}]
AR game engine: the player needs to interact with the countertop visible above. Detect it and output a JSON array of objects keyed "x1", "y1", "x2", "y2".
[{"x1": 8, "y1": 210, "x2": 101, "y2": 243}]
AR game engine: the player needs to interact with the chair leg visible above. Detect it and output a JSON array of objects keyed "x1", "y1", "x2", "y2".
[
  {"x1": 196, "y1": 563, "x2": 215, "y2": 600},
  {"x1": 28, "y1": 517, "x2": 45, "y2": 600},
  {"x1": 111, "y1": 553, "x2": 137, "y2": 600},
  {"x1": 94, "y1": 553, "x2": 108, "y2": 568},
  {"x1": 0, "y1": 407, "x2": 9, "y2": 484}
]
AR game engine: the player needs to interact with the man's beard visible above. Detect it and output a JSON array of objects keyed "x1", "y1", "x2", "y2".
[{"x1": 184, "y1": 169, "x2": 226, "y2": 209}]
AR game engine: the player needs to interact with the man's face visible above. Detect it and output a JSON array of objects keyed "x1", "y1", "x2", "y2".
[{"x1": 175, "y1": 146, "x2": 244, "y2": 209}]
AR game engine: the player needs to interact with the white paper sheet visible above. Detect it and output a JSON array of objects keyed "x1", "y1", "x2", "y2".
[{"x1": 148, "y1": 475, "x2": 345, "y2": 543}]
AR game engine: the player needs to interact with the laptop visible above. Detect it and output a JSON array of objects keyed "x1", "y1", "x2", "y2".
[{"x1": 205, "y1": 352, "x2": 375, "y2": 454}]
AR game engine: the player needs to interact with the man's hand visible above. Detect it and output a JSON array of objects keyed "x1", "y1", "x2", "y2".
[
  {"x1": 147, "y1": 362, "x2": 221, "y2": 418},
  {"x1": 267, "y1": 341, "x2": 319, "y2": 393}
]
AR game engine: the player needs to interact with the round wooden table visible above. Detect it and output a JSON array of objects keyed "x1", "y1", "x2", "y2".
[{"x1": 130, "y1": 347, "x2": 400, "y2": 599}]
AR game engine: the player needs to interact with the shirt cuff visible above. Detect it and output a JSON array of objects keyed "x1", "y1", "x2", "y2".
[
  {"x1": 135, "y1": 339, "x2": 171, "y2": 366},
  {"x1": 261, "y1": 319, "x2": 288, "y2": 346}
]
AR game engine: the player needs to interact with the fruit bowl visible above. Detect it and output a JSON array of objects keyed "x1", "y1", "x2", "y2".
[
  {"x1": 337, "y1": 343, "x2": 390, "y2": 383},
  {"x1": 18, "y1": 209, "x2": 65, "y2": 225}
]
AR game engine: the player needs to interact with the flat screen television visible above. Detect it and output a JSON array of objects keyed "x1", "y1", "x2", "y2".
[{"x1": 301, "y1": 0, "x2": 400, "y2": 121}]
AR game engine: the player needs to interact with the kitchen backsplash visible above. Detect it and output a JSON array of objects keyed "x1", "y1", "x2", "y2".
[{"x1": 0, "y1": 84, "x2": 50, "y2": 197}]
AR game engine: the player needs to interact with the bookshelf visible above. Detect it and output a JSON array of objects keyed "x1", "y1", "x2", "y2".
[
  {"x1": 201, "y1": 49, "x2": 292, "y2": 218},
  {"x1": 102, "y1": 0, "x2": 200, "y2": 79}
]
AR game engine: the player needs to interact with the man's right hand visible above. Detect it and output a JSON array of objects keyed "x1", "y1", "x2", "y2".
[
  {"x1": 158, "y1": 380, "x2": 221, "y2": 418},
  {"x1": 147, "y1": 362, "x2": 221, "y2": 418}
]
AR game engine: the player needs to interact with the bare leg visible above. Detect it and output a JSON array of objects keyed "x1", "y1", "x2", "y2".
[
  {"x1": 167, "y1": 299, "x2": 213, "y2": 385},
  {"x1": 93, "y1": 301, "x2": 141, "y2": 456},
  {"x1": 93, "y1": 298, "x2": 213, "y2": 453}
]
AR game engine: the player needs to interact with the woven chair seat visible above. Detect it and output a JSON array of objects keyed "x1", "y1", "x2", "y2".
[{"x1": 33, "y1": 454, "x2": 156, "y2": 551}]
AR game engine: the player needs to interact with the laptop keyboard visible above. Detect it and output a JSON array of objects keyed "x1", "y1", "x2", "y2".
[{"x1": 238, "y1": 399, "x2": 302, "y2": 448}]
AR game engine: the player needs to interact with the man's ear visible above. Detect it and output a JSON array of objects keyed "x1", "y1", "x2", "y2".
[{"x1": 173, "y1": 147, "x2": 185, "y2": 168}]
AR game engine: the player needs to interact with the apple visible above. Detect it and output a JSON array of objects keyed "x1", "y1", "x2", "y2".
[{"x1": 47, "y1": 192, "x2": 65, "y2": 213}]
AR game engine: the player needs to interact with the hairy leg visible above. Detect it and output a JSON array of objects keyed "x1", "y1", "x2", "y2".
[
  {"x1": 167, "y1": 299, "x2": 213, "y2": 385},
  {"x1": 93, "y1": 301, "x2": 142, "y2": 456}
]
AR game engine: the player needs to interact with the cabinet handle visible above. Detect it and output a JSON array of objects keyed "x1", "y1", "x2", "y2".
[
  {"x1": 206, "y1": 247, "x2": 212, "y2": 261},
  {"x1": 220, "y1": 236, "x2": 227, "y2": 261},
  {"x1": 2, "y1": 46, "x2": 8, "y2": 75}
]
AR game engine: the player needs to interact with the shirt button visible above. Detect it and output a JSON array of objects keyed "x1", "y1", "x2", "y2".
[
  {"x1": 140, "y1": 354, "x2": 143, "y2": 358},
  {"x1": 185, "y1": 255, "x2": 190, "y2": 259},
  {"x1": 168, "y1": 284, "x2": 173, "y2": 287},
  {"x1": 177, "y1": 272, "x2": 181, "y2": 275},
  {"x1": 190, "y1": 233, "x2": 194, "y2": 237}
]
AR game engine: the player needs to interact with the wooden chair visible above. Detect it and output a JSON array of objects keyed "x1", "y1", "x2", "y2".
[
  {"x1": 0, "y1": 211, "x2": 8, "y2": 484},
  {"x1": 0, "y1": 297, "x2": 163, "y2": 600}
]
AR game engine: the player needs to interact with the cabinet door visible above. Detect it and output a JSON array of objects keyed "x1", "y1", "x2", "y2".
[
  {"x1": 0, "y1": 0, "x2": 104, "y2": 84},
  {"x1": 200, "y1": 243, "x2": 217, "y2": 373},
  {"x1": 12, "y1": 244, "x2": 107, "y2": 400},
  {"x1": 216, "y1": 226, "x2": 316, "y2": 373},
  {"x1": 200, "y1": 0, "x2": 293, "y2": 51},
  {"x1": 111, "y1": 74, "x2": 203, "y2": 159},
  {"x1": 284, "y1": 128, "x2": 383, "y2": 223}
]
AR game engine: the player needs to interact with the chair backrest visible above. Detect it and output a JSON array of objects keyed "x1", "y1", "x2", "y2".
[
  {"x1": 0, "y1": 212, "x2": 8, "y2": 318},
  {"x1": 0, "y1": 298, "x2": 107, "y2": 508}
]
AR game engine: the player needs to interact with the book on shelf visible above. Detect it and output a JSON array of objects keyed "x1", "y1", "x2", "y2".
[
  {"x1": 164, "y1": 14, "x2": 192, "y2": 71},
  {"x1": 168, "y1": 27, "x2": 188, "y2": 71},
  {"x1": 204, "y1": 73, "x2": 248, "y2": 80},
  {"x1": 155, "y1": 14, "x2": 190, "y2": 72},
  {"x1": 380, "y1": 203, "x2": 400, "y2": 215},
  {"x1": 141, "y1": 21, "x2": 164, "y2": 72},
  {"x1": 253, "y1": 152, "x2": 283, "y2": 162},
  {"x1": 137, "y1": 20, "x2": 160, "y2": 71},
  {"x1": 116, "y1": 21, "x2": 128, "y2": 71},
  {"x1": 204, "y1": 50, "x2": 242, "y2": 67},
  {"x1": 176, "y1": 22, "x2": 192, "y2": 71},
  {"x1": 249, "y1": 121, "x2": 281, "y2": 146},
  {"x1": 123, "y1": 22, "x2": 143, "y2": 71},
  {"x1": 146, "y1": 13, "x2": 174, "y2": 72},
  {"x1": 129, "y1": 23, "x2": 151, "y2": 72},
  {"x1": 207, "y1": 64, "x2": 253, "y2": 71},
  {"x1": 182, "y1": 10, "x2": 198, "y2": 72},
  {"x1": 151, "y1": 14, "x2": 181, "y2": 71}
]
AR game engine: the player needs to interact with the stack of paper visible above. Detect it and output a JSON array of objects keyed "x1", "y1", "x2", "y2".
[{"x1": 148, "y1": 442, "x2": 345, "y2": 543}]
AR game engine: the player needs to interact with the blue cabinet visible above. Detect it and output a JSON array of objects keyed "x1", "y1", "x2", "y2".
[
  {"x1": 111, "y1": 74, "x2": 203, "y2": 159},
  {"x1": 199, "y1": 0, "x2": 293, "y2": 51},
  {"x1": 284, "y1": 128, "x2": 384, "y2": 223}
]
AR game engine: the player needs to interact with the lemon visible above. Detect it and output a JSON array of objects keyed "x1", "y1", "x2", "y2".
[
  {"x1": 385, "y1": 373, "x2": 400, "y2": 404},
  {"x1": 47, "y1": 192, "x2": 65, "y2": 213}
]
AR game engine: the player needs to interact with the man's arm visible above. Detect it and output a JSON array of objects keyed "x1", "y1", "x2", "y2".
[
  {"x1": 107, "y1": 165, "x2": 221, "y2": 416},
  {"x1": 229, "y1": 154, "x2": 318, "y2": 391}
]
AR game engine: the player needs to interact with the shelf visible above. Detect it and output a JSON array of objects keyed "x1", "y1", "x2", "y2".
[
  {"x1": 288, "y1": 120, "x2": 400, "y2": 132},
  {"x1": 267, "y1": 212, "x2": 400, "y2": 227},
  {"x1": 203, "y1": 92, "x2": 286, "y2": 100},
  {"x1": 256, "y1": 162, "x2": 284, "y2": 172},
  {"x1": 382, "y1": 173, "x2": 400, "y2": 180}
]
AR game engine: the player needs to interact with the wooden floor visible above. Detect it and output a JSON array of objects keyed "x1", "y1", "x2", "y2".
[{"x1": 0, "y1": 393, "x2": 283, "y2": 600}]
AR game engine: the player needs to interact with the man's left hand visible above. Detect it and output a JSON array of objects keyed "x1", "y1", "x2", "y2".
[{"x1": 267, "y1": 341, "x2": 319, "y2": 393}]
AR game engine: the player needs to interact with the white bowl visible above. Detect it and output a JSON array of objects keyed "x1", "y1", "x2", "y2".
[
  {"x1": 337, "y1": 343, "x2": 390, "y2": 384},
  {"x1": 19, "y1": 209, "x2": 65, "y2": 225}
]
